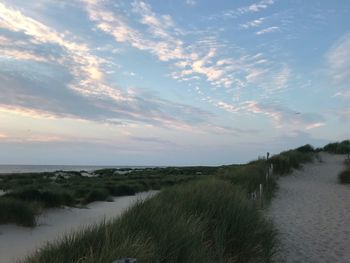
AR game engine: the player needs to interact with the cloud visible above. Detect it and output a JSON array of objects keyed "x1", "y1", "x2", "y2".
[
  {"x1": 241, "y1": 17, "x2": 265, "y2": 29},
  {"x1": 0, "y1": 1, "x2": 128, "y2": 104},
  {"x1": 85, "y1": 0, "x2": 236, "y2": 88},
  {"x1": 216, "y1": 99, "x2": 325, "y2": 130},
  {"x1": 327, "y1": 33, "x2": 350, "y2": 84},
  {"x1": 239, "y1": 0, "x2": 275, "y2": 14},
  {"x1": 0, "y1": 1, "x2": 221, "y2": 130},
  {"x1": 84, "y1": 0, "x2": 290, "y2": 99},
  {"x1": 334, "y1": 90, "x2": 350, "y2": 99},
  {"x1": 272, "y1": 65, "x2": 290, "y2": 90},
  {"x1": 185, "y1": 0, "x2": 197, "y2": 6},
  {"x1": 223, "y1": 0, "x2": 275, "y2": 18},
  {"x1": 306, "y1": 122, "x2": 325, "y2": 130},
  {"x1": 256, "y1": 26, "x2": 279, "y2": 35}
]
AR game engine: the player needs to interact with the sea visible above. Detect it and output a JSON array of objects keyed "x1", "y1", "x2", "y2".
[{"x1": 0, "y1": 165, "x2": 149, "y2": 174}]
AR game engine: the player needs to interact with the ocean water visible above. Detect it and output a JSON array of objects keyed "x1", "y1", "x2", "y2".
[{"x1": 0, "y1": 165, "x2": 146, "y2": 174}]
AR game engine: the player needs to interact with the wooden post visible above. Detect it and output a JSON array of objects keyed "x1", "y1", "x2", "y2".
[{"x1": 259, "y1": 184, "x2": 263, "y2": 208}]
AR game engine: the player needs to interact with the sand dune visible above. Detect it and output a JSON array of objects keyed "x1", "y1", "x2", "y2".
[
  {"x1": 268, "y1": 153, "x2": 350, "y2": 262},
  {"x1": 0, "y1": 191, "x2": 157, "y2": 263}
]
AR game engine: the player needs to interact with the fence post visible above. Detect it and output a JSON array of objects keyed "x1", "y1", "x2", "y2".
[{"x1": 259, "y1": 183, "x2": 263, "y2": 208}]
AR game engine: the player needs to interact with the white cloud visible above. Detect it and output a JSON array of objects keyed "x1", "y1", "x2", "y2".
[
  {"x1": 0, "y1": 1, "x2": 129, "y2": 104},
  {"x1": 256, "y1": 26, "x2": 279, "y2": 35},
  {"x1": 306, "y1": 122, "x2": 325, "y2": 130},
  {"x1": 238, "y1": 0, "x2": 274, "y2": 15},
  {"x1": 241, "y1": 17, "x2": 265, "y2": 29}
]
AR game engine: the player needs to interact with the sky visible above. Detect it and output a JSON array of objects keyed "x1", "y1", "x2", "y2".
[{"x1": 0, "y1": 0, "x2": 349, "y2": 166}]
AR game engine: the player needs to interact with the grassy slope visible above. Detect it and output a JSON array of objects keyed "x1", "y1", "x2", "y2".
[
  {"x1": 22, "y1": 179, "x2": 277, "y2": 263},
  {"x1": 20, "y1": 146, "x2": 316, "y2": 263}
]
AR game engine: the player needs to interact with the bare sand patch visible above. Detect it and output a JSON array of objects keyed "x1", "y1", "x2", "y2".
[
  {"x1": 268, "y1": 153, "x2": 350, "y2": 262},
  {"x1": 0, "y1": 191, "x2": 157, "y2": 263}
]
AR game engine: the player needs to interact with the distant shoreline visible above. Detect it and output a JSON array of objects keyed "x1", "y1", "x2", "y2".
[{"x1": 0, "y1": 165, "x2": 158, "y2": 175}]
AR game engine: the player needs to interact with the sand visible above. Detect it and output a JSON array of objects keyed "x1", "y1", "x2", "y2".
[
  {"x1": 0, "y1": 191, "x2": 157, "y2": 263},
  {"x1": 268, "y1": 153, "x2": 350, "y2": 263}
]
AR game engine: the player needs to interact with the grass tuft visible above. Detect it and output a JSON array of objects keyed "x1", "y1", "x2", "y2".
[{"x1": 0, "y1": 198, "x2": 39, "y2": 227}]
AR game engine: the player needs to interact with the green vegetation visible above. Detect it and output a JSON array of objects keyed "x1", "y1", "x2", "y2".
[
  {"x1": 217, "y1": 159, "x2": 277, "y2": 203},
  {"x1": 0, "y1": 198, "x2": 39, "y2": 227},
  {"x1": 323, "y1": 140, "x2": 350, "y2": 154},
  {"x1": 0, "y1": 167, "x2": 215, "y2": 226},
  {"x1": 269, "y1": 146, "x2": 315, "y2": 175},
  {"x1": 1, "y1": 144, "x2": 322, "y2": 262},
  {"x1": 22, "y1": 179, "x2": 277, "y2": 263}
]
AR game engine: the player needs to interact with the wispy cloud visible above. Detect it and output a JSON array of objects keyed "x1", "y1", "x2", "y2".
[
  {"x1": 327, "y1": 33, "x2": 350, "y2": 84},
  {"x1": 306, "y1": 122, "x2": 325, "y2": 130},
  {"x1": 256, "y1": 26, "x2": 279, "y2": 35},
  {"x1": 238, "y1": 0, "x2": 275, "y2": 15},
  {"x1": 84, "y1": 1, "x2": 238, "y2": 88},
  {"x1": 0, "y1": 1, "x2": 222, "y2": 130},
  {"x1": 216, "y1": 99, "x2": 325, "y2": 130},
  {"x1": 241, "y1": 17, "x2": 265, "y2": 29},
  {"x1": 334, "y1": 90, "x2": 350, "y2": 99},
  {"x1": 222, "y1": 0, "x2": 275, "y2": 18}
]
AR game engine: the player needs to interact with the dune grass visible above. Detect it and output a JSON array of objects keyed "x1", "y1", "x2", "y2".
[
  {"x1": 269, "y1": 146, "x2": 315, "y2": 175},
  {"x1": 216, "y1": 145, "x2": 315, "y2": 204},
  {"x1": 21, "y1": 179, "x2": 277, "y2": 263},
  {"x1": 2, "y1": 144, "x2": 319, "y2": 261},
  {"x1": 0, "y1": 145, "x2": 316, "y2": 228},
  {"x1": 0, "y1": 198, "x2": 40, "y2": 227},
  {"x1": 0, "y1": 167, "x2": 212, "y2": 226},
  {"x1": 217, "y1": 159, "x2": 277, "y2": 203},
  {"x1": 323, "y1": 140, "x2": 350, "y2": 154}
]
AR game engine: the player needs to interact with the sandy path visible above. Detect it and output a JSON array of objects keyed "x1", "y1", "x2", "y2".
[
  {"x1": 0, "y1": 191, "x2": 157, "y2": 263},
  {"x1": 268, "y1": 153, "x2": 350, "y2": 263}
]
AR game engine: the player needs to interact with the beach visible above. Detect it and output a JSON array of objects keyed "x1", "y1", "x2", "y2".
[
  {"x1": 0, "y1": 191, "x2": 157, "y2": 263},
  {"x1": 268, "y1": 153, "x2": 350, "y2": 262}
]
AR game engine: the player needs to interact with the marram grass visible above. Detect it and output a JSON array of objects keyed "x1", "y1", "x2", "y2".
[{"x1": 21, "y1": 179, "x2": 277, "y2": 263}]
